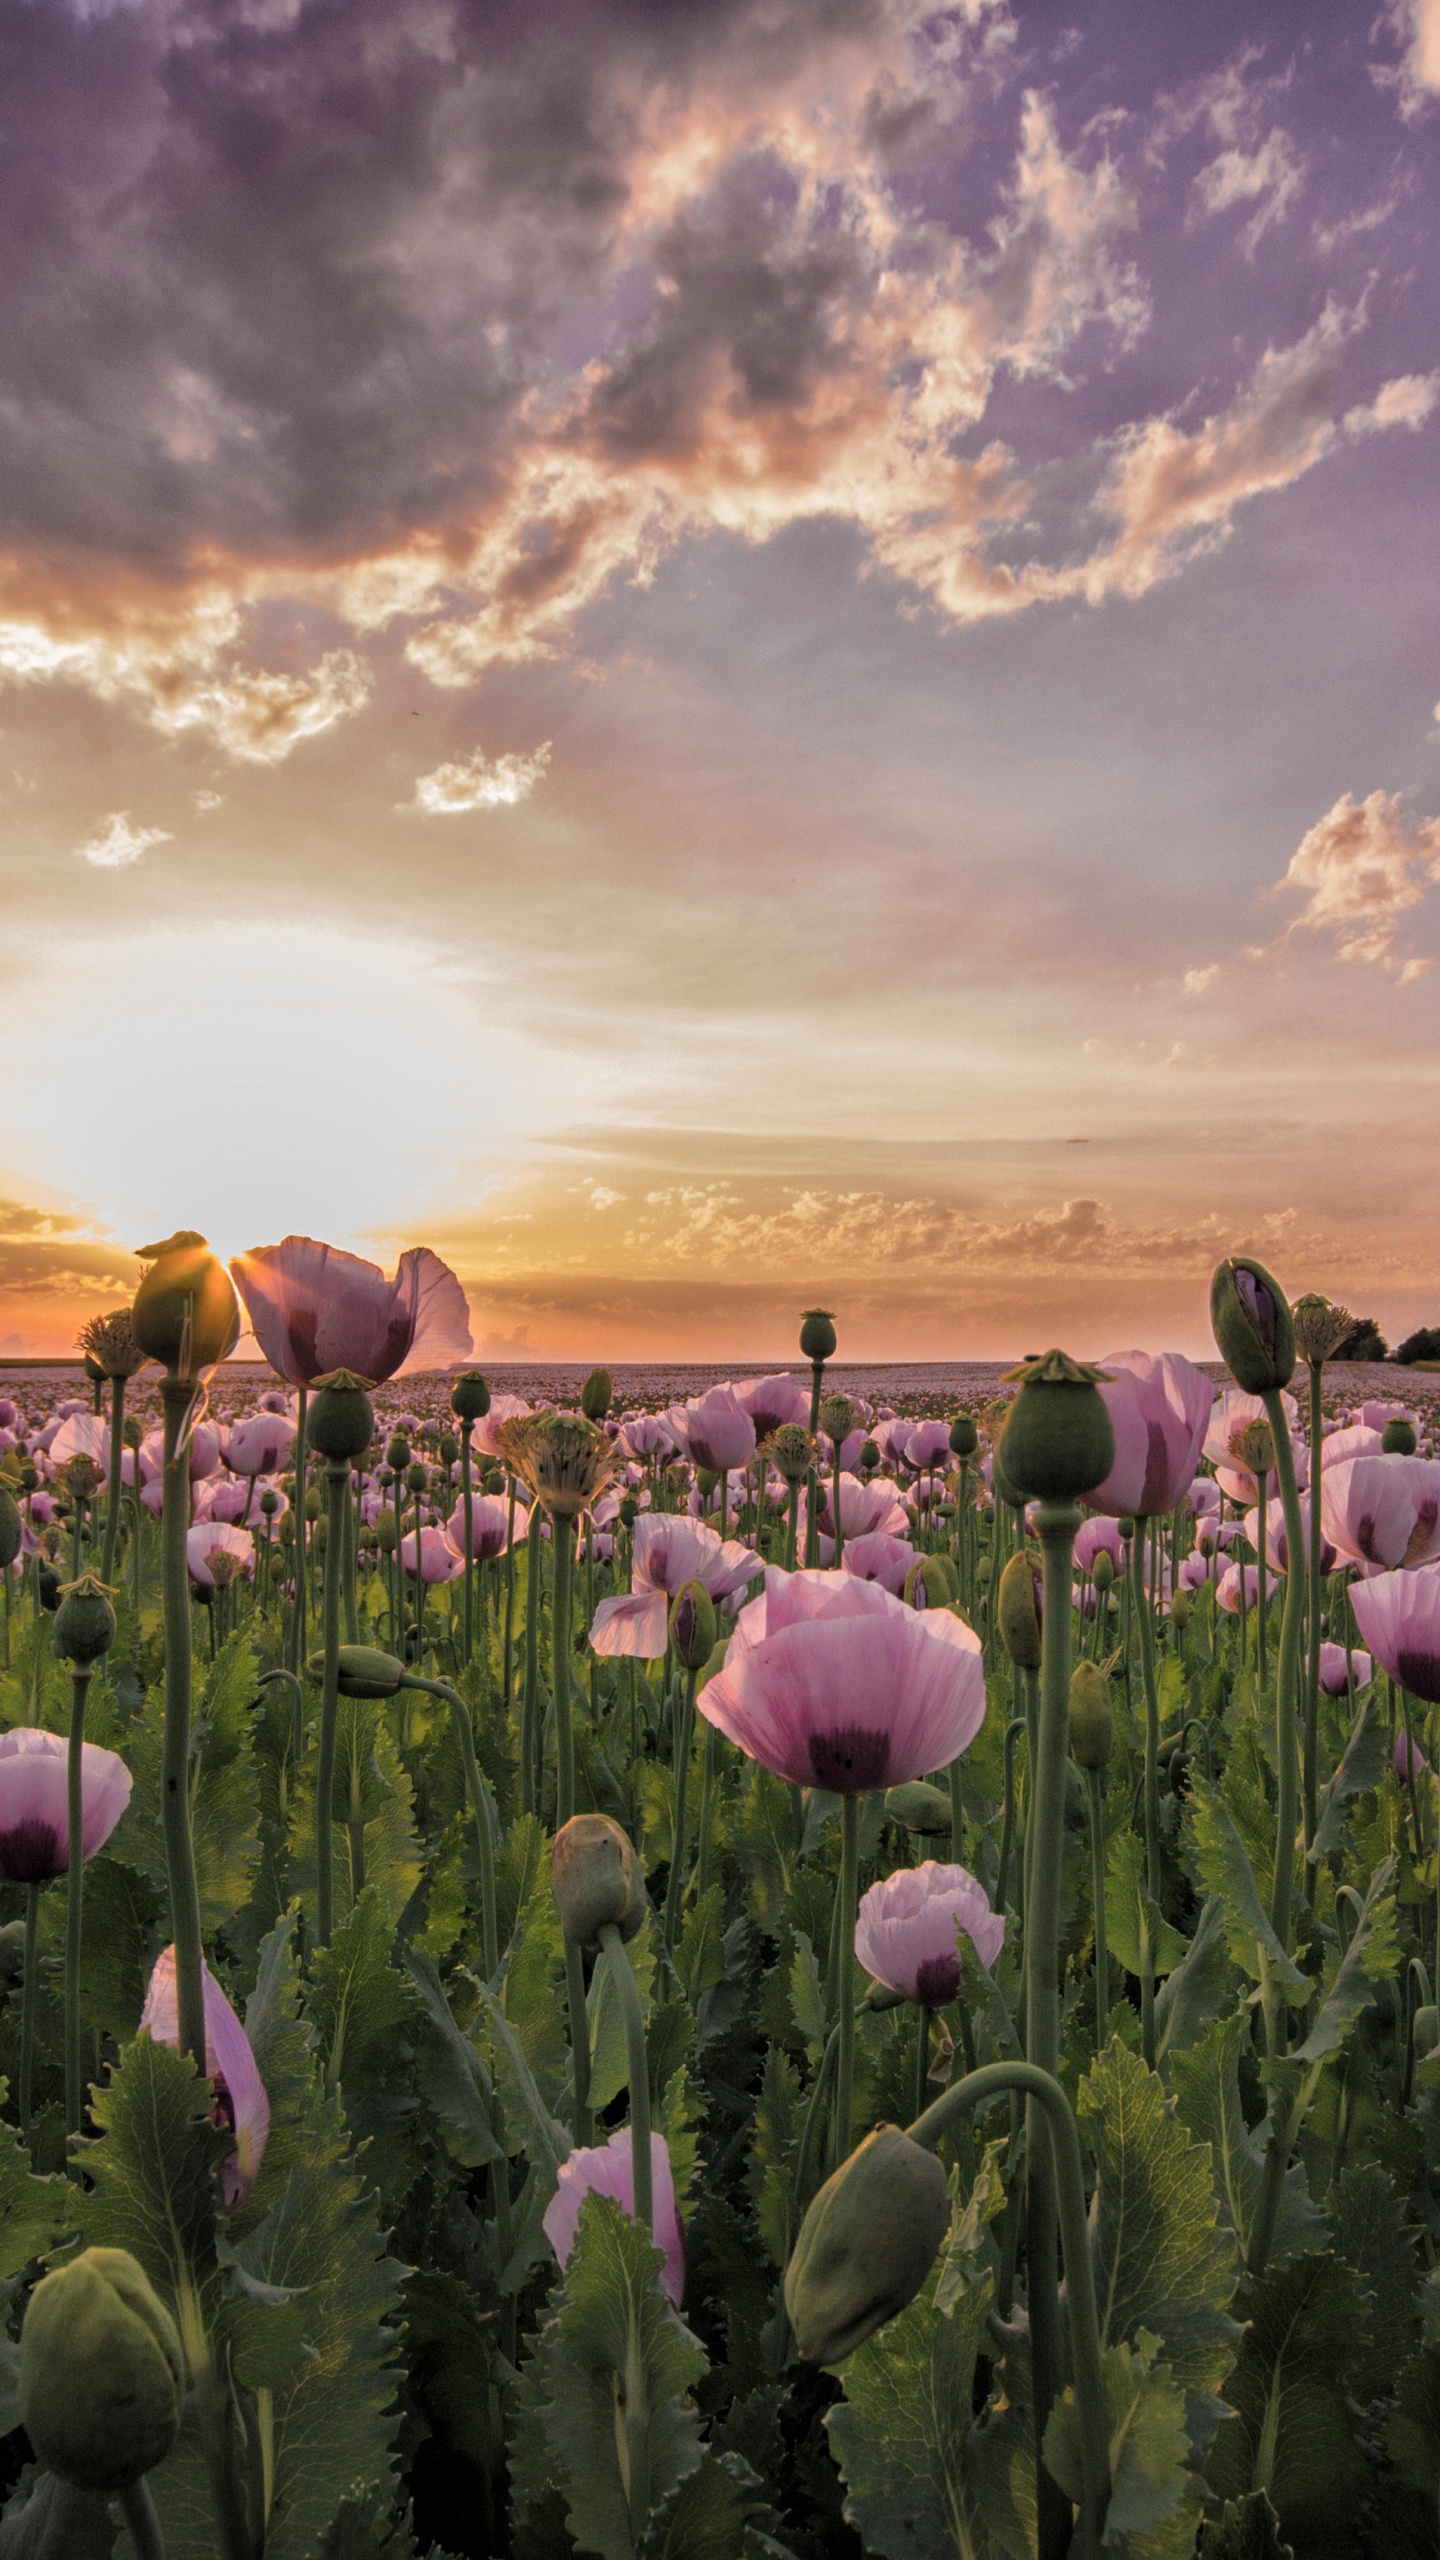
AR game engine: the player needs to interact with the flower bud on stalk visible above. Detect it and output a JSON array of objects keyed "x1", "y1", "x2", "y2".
[
  {"x1": 580, "y1": 1367, "x2": 613, "y2": 1422},
  {"x1": 131, "y1": 1232, "x2": 239, "y2": 1377},
  {"x1": 997, "y1": 1550, "x2": 1043, "y2": 1669},
  {"x1": 903, "y1": 1553, "x2": 955, "y2": 1612},
  {"x1": 1291, "y1": 1293, "x2": 1353, "y2": 1368},
  {"x1": 1210, "y1": 1256, "x2": 1296, "y2": 1393},
  {"x1": 1091, "y1": 1549, "x2": 1116, "y2": 1596},
  {"x1": 949, "y1": 1413, "x2": 978, "y2": 1459},
  {"x1": 1384, "y1": 1418, "x2": 1418, "y2": 1455},
  {"x1": 883, "y1": 1780, "x2": 954, "y2": 1834},
  {"x1": 799, "y1": 1309, "x2": 837, "y2": 1366},
  {"x1": 450, "y1": 1370, "x2": 491, "y2": 1423},
  {"x1": 784, "y1": 2124, "x2": 949, "y2": 2361},
  {"x1": 307, "y1": 1372, "x2": 375, "y2": 1463},
  {"x1": 997, "y1": 1351, "x2": 1115, "y2": 1505},
  {"x1": 669, "y1": 1580, "x2": 717, "y2": 1671},
  {"x1": 820, "y1": 1393, "x2": 857, "y2": 1444},
  {"x1": 1068, "y1": 1660, "x2": 1114, "y2": 1772},
  {"x1": 52, "y1": 1573, "x2": 117, "y2": 1667},
  {"x1": 552, "y1": 1812, "x2": 647, "y2": 1949},
  {"x1": 20, "y1": 2248, "x2": 184, "y2": 2494}
]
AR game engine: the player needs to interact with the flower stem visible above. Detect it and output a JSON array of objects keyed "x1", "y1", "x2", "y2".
[
  {"x1": 101, "y1": 1377, "x2": 127, "y2": 1587},
  {"x1": 19, "y1": 1882, "x2": 40, "y2": 2136},
  {"x1": 118, "y1": 2481, "x2": 168, "y2": 2560},
  {"x1": 1129, "y1": 1522, "x2": 1162, "y2": 1904},
  {"x1": 598, "y1": 1921, "x2": 652, "y2": 2239},
  {"x1": 520, "y1": 1509, "x2": 542, "y2": 1817},
  {"x1": 412, "y1": 1677, "x2": 499, "y2": 1978},
  {"x1": 160, "y1": 1377, "x2": 205, "y2": 2071},
  {"x1": 64, "y1": 1666, "x2": 92, "y2": 2137},
  {"x1": 314, "y1": 1459, "x2": 348, "y2": 1948},
  {"x1": 287, "y1": 1387, "x2": 308, "y2": 1676},
  {"x1": 460, "y1": 1424, "x2": 475, "y2": 1666},
  {"x1": 1304, "y1": 1360, "x2": 1324, "y2": 1860},
  {"x1": 662, "y1": 1664, "x2": 698, "y2": 1955},
  {"x1": 1262, "y1": 1388, "x2": 1307, "y2": 1977},
  {"x1": 1086, "y1": 1765, "x2": 1108, "y2": 2053},
  {"x1": 831, "y1": 1791, "x2": 860, "y2": 2172},
  {"x1": 552, "y1": 1514, "x2": 577, "y2": 1824}
]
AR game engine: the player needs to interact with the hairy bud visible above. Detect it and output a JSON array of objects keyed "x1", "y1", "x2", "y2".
[
  {"x1": 551, "y1": 1813, "x2": 647, "y2": 1950},
  {"x1": 784, "y1": 2126, "x2": 949, "y2": 2363},
  {"x1": 20, "y1": 2248, "x2": 184, "y2": 2493}
]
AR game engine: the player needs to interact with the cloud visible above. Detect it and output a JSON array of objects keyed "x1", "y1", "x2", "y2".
[
  {"x1": 1192, "y1": 128, "x2": 1304, "y2": 254},
  {"x1": 406, "y1": 741, "x2": 552, "y2": 814},
  {"x1": 74, "y1": 810, "x2": 173, "y2": 869},
  {"x1": 1274, "y1": 787, "x2": 1440, "y2": 969},
  {"x1": 1383, "y1": 0, "x2": 1440, "y2": 111},
  {"x1": 1182, "y1": 963, "x2": 1222, "y2": 995},
  {"x1": 0, "y1": 1198, "x2": 138, "y2": 1302},
  {"x1": 0, "y1": 608, "x2": 371, "y2": 764}
]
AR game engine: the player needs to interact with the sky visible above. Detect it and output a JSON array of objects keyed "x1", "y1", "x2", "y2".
[{"x1": 1, "y1": 0, "x2": 1439, "y2": 1364}]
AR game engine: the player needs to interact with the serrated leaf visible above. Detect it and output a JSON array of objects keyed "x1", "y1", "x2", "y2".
[
  {"x1": 589, "y1": 1917, "x2": 657, "y2": 2115},
  {"x1": 749, "y1": 2045, "x2": 800, "y2": 2268},
  {"x1": 1045, "y1": 2336, "x2": 1191, "y2": 2545},
  {"x1": 402, "y1": 2269, "x2": 500, "y2": 2472},
  {"x1": 290, "y1": 1702, "x2": 421, "y2": 1933},
  {"x1": 675, "y1": 1887, "x2": 726, "y2": 2007},
  {"x1": 0, "y1": 2095, "x2": 74, "y2": 2279},
  {"x1": 76, "y1": 2031, "x2": 228, "y2": 2301},
  {"x1": 657, "y1": 2068, "x2": 703, "y2": 2212},
  {"x1": 1387, "y1": 2340, "x2": 1440, "y2": 2501},
  {"x1": 496, "y1": 1813, "x2": 549, "y2": 1960},
  {"x1": 1205, "y1": 2254, "x2": 1366, "y2": 2547},
  {"x1": 1106, "y1": 1833, "x2": 1189, "y2": 1981},
  {"x1": 469, "y1": 1977, "x2": 568, "y2": 2181},
  {"x1": 109, "y1": 1632, "x2": 262, "y2": 1929},
  {"x1": 1199, "y1": 2491, "x2": 1293, "y2": 2558},
  {"x1": 641, "y1": 2451, "x2": 770, "y2": 2560},
  {"x1": 1291, "y1": 1855, "x2": 1397, "y2": 2063},
  {"x1": 1076, "y1": 2039, "x2": 1240, "y2": 2446},
  {"x1": 34, "y1": 1855, "x2": 159, "y2": 2048},
  {"x1": 1155, "y1": 1896, "x2": 1231, "y2": 2062},
  {"x1": 402, "y1": 1948, "x2": 502, "y2": 2170},
  {"x1": 1312, "y1": 1693, "x2": 1387, "y2": 1863},
  {"x1": 788, "y1": 1932, "x2": 826, "y2": 2060},
  {"x1": 1187, "y1": 1777, "x2": 1307, "y2": 2000},
  {"x1": 1330, "y1": 2161, "x2": 1422, "y2": 2403},
  {"x1": 1169, "y1": 2014, "x2": 1322, "y2": 2275},
  {"x1": 307, "y1": 1887, "x2": 412, "y2": 2096},
  {"x1": 539, "y1": 2191, "x2": 708, "y2": 2560}
]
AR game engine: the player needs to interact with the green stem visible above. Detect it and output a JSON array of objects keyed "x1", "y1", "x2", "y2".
[
  {"x1": 1086, "y1": 1764, "x2": 1108, "y2": 2053},
  {"x1": 119, "y1": 2479, "x2": 168, "y2": 2560},
  {"x1": 19, "y1": 1881, "x2": 39, "y2": 2137},
  {"x1": 101, "y1": 1376, "x2": 127, "y2": 1587},
  {"x1": 695, "y1": 1720, "x2": 718, "y2": 1901},
  {"x1": 1304, "y1": 1361, "x2": 1324, "y2": 1860},
  {"x1": 912, "y1": 2002, "x2": 932, "y2": 2122},
  {"x1": 564, "y1": 1940, "x2": 592, "y2": 2144},
  {"x1": 460, "y1": 1425, "x2": 475, "y2": 1666},
  {"x1": 1131, "y1": 1523, "x2": 1162, "y2": 1903},
  {"x1": 995, "y1": 1717, "x2": 1027, "y2": 1916},
  {"x1": 521, "y1": 1509, "x2": 542, "y2": 1817},
  {"x1": 598, "y1": 1922, "x2": 652, "y2": 2239},
  {"x1": 314, "y1": 1460, "x2": 348, "y2": 1948},
  {"x1": 552, "y1": 1514, "x2": 576, "y2": 1823},
  {"x1": 662, "y1": 1665, "x2": 698, "y2": 1955},
  {"x1": 65, "y1": 1667, "x2": 92, "y2": 2137},
  {"x1": 831, "y1": 1792, "x2": 861, "y2": 2172},
  {"x1": 160, "y1": 1378, "x2": 205, "y2": 2071},
  {"x1": 287, "y1": 1387, "x2": 308, "y2": 1676},
  {"x1": 908, "y1": 2059, "x2": 1111, "y2": 2558},
  {"x1": 1261, "y1": 1389, "x2": 1307, "y2": 1975},
  {"x1": 411, "y1": 1677, "x2": 500, "y2": 1979}
]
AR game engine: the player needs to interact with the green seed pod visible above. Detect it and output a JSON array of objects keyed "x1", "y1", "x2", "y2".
[
  {"x1": 859, "y1": 1439, "x2": 880, "y2": 1472},
  {"x1": 306, "y1": 1644, "x2": 407, "y2": 1699},
  {"x1": 949, "y1": 1413, "x2": 978, "y2": 1459},
  {"x1": 1068, "y1": 1659, "x2": 1114, "y2": 1772},
  {"x1": 438, "y1": 1432, "x2": 460, "y2": 1470},
  {"x1": 450, "y1": 1370, "x2": 492, "y2": 1423},
  {"x1": 0, "y1": 1488, "x2": 21, "y2": 1571},
  {"x1": 1209, "y1": 1256, "x2": 1296, "y2": 1394},
  {"x1": 483, "y1": 1467, "x2": 505, "y2": 1496},
  {"x1": 259, "y1": 1489, "x2": 278, "y2": 1518},
  {"x1": 551, "y1": 1813, "x2": 646, "y2": 1950},
  {"x1": 1383, "y1": 1418, "x2": 1418, "y2": 1455},
  {"x1": 670, "y1": 1580, "x2": 718, "y2": 1671},
  {"x1": 784, "y1": 2125, "x2": 949, "y2": 2362},
  {"x1": 799, "y1": 1308, "x2": 837, "y2": 1364},
  {"x1": 997, "y1": 1549, "x2": 1043, "y2": 1669},
  {"x1": 883, "y1": 1779, "x2": 954, "y2": 1835},
  {"x1": 404, "y1": 1462, "x2": 428, "y2": 1496},
  {"x1": 306, "y1": 1372, "x2": 375, "y2": 1463},
  {"x1": 1092, "y1": 1549, "x2": 1116, "y2": 1595},
  {"x1": 20, "y1": 2247, "x2": 184, "y2": 2493},
  {"x1": 386, "y1": 1435, "x2": 411, "y2": 1471},
  {"x1": 1170, "y1": 1589, "x2": 1194, "y2": 1630},
  {"x1": 52, "y1": 1573, "x2": 118, "y2": 1667},
  {"x1": 37, "y1": 1564, "x2": 61, "y2": 1613},
  {"x1": 131, "y1": 1231, "x2": 240, "y2": 1375},
  {"x1": 990, "y1": 1449, "x2": 1027, "y2": 1510},
  {"x1": 904, "y1": 1553, "x2": 955, "y2": 1612},
  {"x1": 580, "y1": 1367, "x2": 613, "y2": 1422},
  {"x1": 767, "y1": 1423, "x2": 816, "y2": 1485},
  {"x1": 820, "y1": 1393, "x2": 857, "y2": 1443},
  {"x1": 997, "y1": 1351, "x2": 1115, "y2": 1505}
]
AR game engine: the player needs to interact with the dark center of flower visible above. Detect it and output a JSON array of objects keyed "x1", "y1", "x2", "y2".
[
  {"x1": 0, "y1": 1818, "x2": 64, "y2": 1883},
  {"x1": 1395, "y1": 1647, "x2": 1440, "y2": 1706},
  {"x1": 913, "y1": 1952, "x2": 961, "y2": 2005},
  {"x1": 807, "y1": 1725, "x2": 891, "y2": 1793}
]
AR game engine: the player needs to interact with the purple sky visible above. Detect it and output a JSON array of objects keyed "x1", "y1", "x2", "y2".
[{"x1": 1, "y1": 0, "x2": 1437, "y2": 1359}]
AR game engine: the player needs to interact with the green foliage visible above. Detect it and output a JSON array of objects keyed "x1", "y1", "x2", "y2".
[
  {"x1": 1205, "y1": 2254, "x2": 1367, "y2": 2554},
  {"x1": 109, "y1": 1631, "x2": 263, "y2": 1928},
  {"x1": 1169, "y1": 2014, "x2": 1322, "y2": 2273},
  {"x1": 1187, "y1": 1776, "x2": 1307, "y2": 2000}
]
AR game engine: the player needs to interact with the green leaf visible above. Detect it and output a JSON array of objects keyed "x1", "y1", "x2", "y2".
[
  {"x1": 402, "y1": 2268, "x2": 500, "y2": 2473},
  {"x1": 1187, "y1": 1777, "x2": 1307, "y2": 2000},
  {"x1": 0, "y1": 2094, "x2": 74, "y2": 2280},
  {"x1": 307, "y1": 1886, "x2": 412, "y2": 2096},
  {"x1": 402, "y1": 1949, "x2": 502, "y2": 2170},
  {"x1": 34, "y1": 1855, "x2": 159, "y2": 2048},
  {"x1": 1154, "y1": 1896, "x2": 1230, "y2": 2062},
  {"x1": 748, "y1": 2045, "x2": 801, "y2": 2269},
  {"x1": 787, "y1": 1932, "x2": 826, "y2": 2060},
  {"x1": 1330, "y1": 2161, "x2": 1422, "y2": 2404},
  {"x1": 496, "y1": 1813, "x2": 549, "y2": 1960},
  {"x1": 1076, "y1": 2040, "x2": 1240, "y2": 2450},
  {"x1": 75, "y1": 2032, "x2": 228, "y2": 2305},
  {"x1": 290, "y1": 1702, "x2": 422, "y2": 1933},
  {"x1": 1291, "y1": 1855, "x2": 1397, "y2": 2064},
  {"x1": 1106, "y1": 1833, "x2": 1188, "y2": 1981},
  {"x1": 537, "y1": 2190, "x2": 708, "y2": 2560},
  {"x1": 1199, "y1": 2491, "x2": 1293, "y2": 2558},
  {"x1": 675, "y1": 1887, "x2": 726, "y2": 2007},
  {"x1": 1312, "y1": 1693, "x2": 1387, "y2": 1864},
  {"x1": 469, "y1": 1976, "x2": 569, "y2": 2181},
  {"x1": 1204, "y1": 2254, "x2": 1366, "y2": 2550},
  {"x1": 109, "y1": 1632, "x2": 263, "y2": 1929},
  {"x1": 657, "y1": 2068, "x2": 704, "y2": 2213},
  {"x1": 589, "y1": 1918, "x2": 657, "y2": 2115},
  {"x1": 1044, "y1": 2334, "x2": 1191, "y2": 2546},
  {"x1": 1387, "y1": 2341, "x2": 1440, "y2": 2503},
  {"x1": 641, "y1": 2453, "x2": 772, "y2": 2560},
  {"x1": 1169, "y1": 2014, "x2": 1322, "y2": 2275}
]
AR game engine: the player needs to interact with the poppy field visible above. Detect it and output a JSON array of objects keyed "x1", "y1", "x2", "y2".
[{"x1": 1, "y1": 1234, "x2": 1439, "y2": 2560}]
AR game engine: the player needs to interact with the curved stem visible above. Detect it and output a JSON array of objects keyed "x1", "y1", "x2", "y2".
[
  {"x1": 65, "y1": 1667, "x2": 92, "y2": 2136},
  {"x1": 314, "y1": 1460, "x2": 347, "y2": 1948},
  {"x1": 410, "y1": 1677, "x2": 499, "y2": 1980},
  {"x1": 598, "y1": 1922, "x2": 652, "y2": 2240},
  {"x1": 119, "y1": 2477, "x2": 168, "y2": 2560},
  {"x1": 908, "y1": 2058, "x2": 1111, "y2": 2557},
  {"x1": 19, "y1": 1881, "x2": 39, "y2": 2137},
  {"x1": 160, "y1": 1378, "x2": 205, "y2": 2070}
]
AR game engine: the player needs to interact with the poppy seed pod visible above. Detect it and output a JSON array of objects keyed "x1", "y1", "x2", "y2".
[
  {"x1": 799, "y1": 1309, "x2": 837, "y2": 1364},
  {"x1": 884, "y1": 1779, "x2": 954, "y2": 1834},
  {"x1": 131, "y1": 1231, "x2": 240, "y2": 1375},
  {"x1": 483, "y1": 1467, "x2": 505, "y2": 1496},
  {"x1": 949, "y1": 1413, "x2": 979, "y2": 1459},
  {"x1": 376, "y1": 1513, "x2": 398, "y2": 1553},
  {"x1": 405, "y1": 1463, "x2": 428, "y2": 1495},
  {"x1": 1068, "y1": 1659, "x2": 1114, "y2": 1771},
  {"x1": 766, "y1": 1422, "x2": 816, "y2": 1486},
  {"x1": 820, "y1": 1393, "x2": 858, "y2": 1443},
  {"x1": 1092, "y1": 1549, "x2": 1116, "y2": 1594},
  {"x1": 1383, "y1": 1418, "x2": 1418, "y2": 1455},
  {"x1": 52, "y1": 1573, "x2": 118, "y2": 1667},
  {"x1": 859, "y1": 1439, "x2": 880, "y2": 1472},
  {"x1": 1170, "y1": 1589, "x2": 1193, "y2": 1630},
  {"x1": 306, "y1": 1372, "x2": 375, "y2": 1463},
  {"x1": 1210, "y1": 1256, "x2": 1296, "y2": 1394},
  {"x1": 0, "y1": 1489, "x2": 20, "y2": 1572},
  {"x1": 580, "y1": 1367, "x2": 613, "y2": 1422},
  {"x1": 386, "y1": 1435, "x2": 411, "y2": 1471},
  {"x1": 37, "y1": 1565, "x2": 61, "y2": 1612},
  {"x1": 551, "y1": 1813, "x2": 647, "y2": 1949},
  {"x1": 1291, "y1": 1293, "x2": 1354, "y2": 1368},
  {"x1": 438, "y1": 1432, "x2": 459, "y2": 1470},
  {"x1": 784, "y1": 2124, "x2": 949, "y2": 2362},
  {"x1": 997, "y1": 1550, "x2": 1043, "y2": 1669},
  {"x1": 20, "y1": 2247, "x2": 184, "y2": 2493},
  {"x1": 307, "y1": 1644, "x2": 407, "y2": 1699},
  {"x1": 998, "y1": 1351, "x2": 1115, "y2": 1504},
  {"x1": 670, "y1": 1579, "x2": 718, "y2": 1670},
  {"x1": 450, "y1": 1370, "x2": 491, "y2": 1423}
]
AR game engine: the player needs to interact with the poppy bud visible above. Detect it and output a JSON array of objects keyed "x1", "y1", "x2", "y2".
[
  {"x1": 670, "y1": 1580, "x2": 717, "y2": 1670},
  {"x1": 304, "y1": 1372, "x2": 375, "y2": 1464},
  {"x1": 767, "y1": 1424, "x2": 816, "y2": 1486},
  {"x1": 998, "y1": 1351, "x2": 1114, "y2": 1504},
  {"x1": 438, "y1": 1433, "x2": 459, "y2": 1470},
  {"x1": 1170, "y1": 1590, "x2": 1193, "y2": 1630},
  {"x1": 551, "y1": 1813, "x2": 647, "y2": 1949},
  {"x1": 18, "y1": 1463, "x2": 39, "y2": 1493},
  {"x1": 580, "y1": 1368, "x2": 613, "y2": 1422},
  {"x1": 1413, "y1": 2004, "x2": 1440, "y2": 2061},
  {"x1": 405, "y1": 1462, "x2": 428, "y2": 1496},
  {"x1": 904, "y1": 1554, "x2": 955, "y2": 1612},
  {"x1": 376, "y1": 1513, "x2": 398, "y2": 1552},
  {"x1": 0, "y1": 1489, "x2": 20, "y2": 1572},
  {"x1": 450, "y1": 1371, "x2": 491, "y2": 1423},
  {"x1": 52, "y1": 1574, "x2": 118, "y2": 1667},
  {"x1": 386, "y1": 1435, "x2": 411, "y2": 1470},
  {"x1": 1383, "y1": 1418, "x2": 1417, "y2": 1455},
  {"x1": 259, "y1": 1489, "x2": 278, "y2": 1518},
  {"x1": 884, "y1": 1779, "x2": 954, "y2": 1834},
  {"x1": 949, "y1": 1414, "x2": 978, "y2": 1459},
  {"x1": 799, "y1": 1309, "x2": 837, "y2": 1364},
  {"x1": 483, "y1": 1468, "x2": 505, "y2": 1496},
  {"x1": 859, "y1": 1439, "x2": 880, "y2": 1473},
  {"x1": 37, "y1": 1565, "x2": 61, "y2": 1612},
  {"x1": 20, "y1": 2247, "x2": 184, "y2": 2493},
  {"x1": 131, "y1": 1232, "x2": 240, "y2": 1375},
  {"x1": 997, "y1": 1550, "x2": 1043, "y2": 1668},
  {"x1": 820, "y1": 1394, "x2": 857, "y2": 1443},
  {"x1": 1092, "y1": 1549, "x2": 1116, "y2": 1595},
  {"x1": 1068, "y1": 1660, "x2": 1114, "y2": 1772},
  {"x1": 696, "y1": 1467, "x2": 720, "y2": 1500},
  {"x1": 618, "y1": 1495, "x2": 639, "y2": 1529},
  {"x1": 784, "y1": 2124, "x2": 949, "y2": 2362},
  {"x1": 307, "y1": 1644, "x2": 407, "y2": 1699},
  {"x1": 1209, "y1": 1256, "x2": 1296, "y2": 1394}
]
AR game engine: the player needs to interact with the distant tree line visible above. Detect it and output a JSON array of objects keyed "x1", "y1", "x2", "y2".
[{"x1": 1329, "y1": 1317, "x2": 1440, "y2": 1364}]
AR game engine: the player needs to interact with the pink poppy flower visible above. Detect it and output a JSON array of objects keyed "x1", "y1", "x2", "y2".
[
  {"x1": 186, "y1": 1521, "x2": 255, "y2": 1586},
  {"x1": 48, "y1": 1413, "x2": 110, "y2": 1479},
  {"x1": 1317, "y1": 1642, "x2": 1371, "y2": 1694},
  {"x1": 1319, "y1": 1423, "x2": 1386, "y2": 1470},
  {"x1": 664, "y1": 1387, "x2": 757, "y2": 1474},
  {"x1": 818, "y1": 1475, "x2": 909, "y2": 1541},
  {"x1": 221, "y1": 1413, "x2": 298, "y2": 1477},
  {"x1": 904, "y1": 1421, "x2": 954, "y2": 1475},
  {"x1": 842, "y1": 1532, "x2": 917, "y2": 1594},
  {"x1": 733, "y1": 1375, "x2": 810, "y2": 1443},
  {"x1": 1395, "y1": 1730, "x2": 1429, "y2": 1780},
  {"x1": 1204, "y1": 1389, "x2": 1308, "y2": 1508},
  {"x1": 1241, "y1": 1494, "x2": 1336, "y2": 1577},
  {"x1": 470, "y1": 1394, "x2": 534, "y2": 1461},
  {"x1": 1348, "y1": 1567, "x2": 1440, "y2": 1703},
  {"x1": 614, "y1": 1412, "x2": 677, "y2": 1463},
  {"x1": 1187, "y1": 1478, "x2": 1221, "y2": 1520},
  {"x1": 1321, "y1": 1456, "x2": 1440, "y2": 1574},
  {"x1": 1358, "y1": 1401, "x2": 1410, "y2": 1432},
  {"x1": 854, "y1": 1861, "x2": 1005, "y2": 2004},
  {"x1": 1087, "y1": 1350, "x2": 1214, "y2": 1521},
  {"x1": 543, "y1": 2130, "x2": 685, "y2": 2306},
  {"x1": 141, "y1": 1948, "x2": 270, "y2": 2211},
  {"x1": 231, "y1": 1235, "x2": 472, "y2": 1388},
  {"x1": 1074, "y1": 1517, "x2": 1125, "y2": 1574},
  {"x1": 1216, "y1": 1563, "x2": 1260, "y2": 1615},
  {"x1": 0, "y1": 1728, "x2": 132, "y2": 1882},
  {"x1": 401, "y1": 1526, "x2": 465, "y2": 1584},
  {"x1": 698, "y1": 1569, "x2": 986, "y2": 1793},
  {"x1": 444, "y1": 1492, "x2": 529, "y2": 1560},
  {"x1": 590, "y1": 1514, "x2": 756, "y2": 1659}
]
